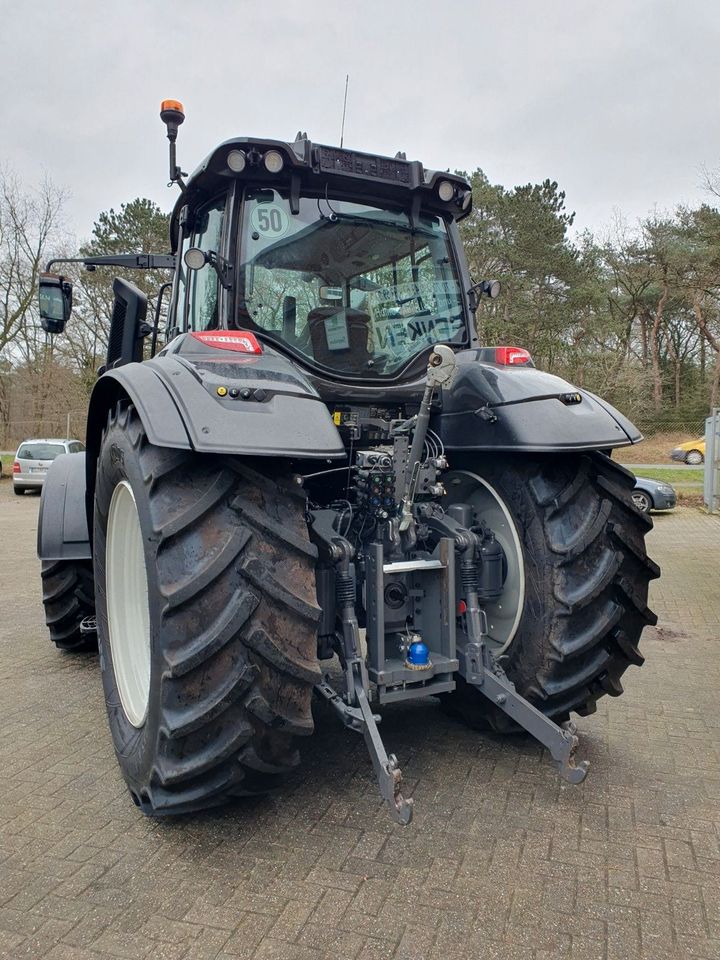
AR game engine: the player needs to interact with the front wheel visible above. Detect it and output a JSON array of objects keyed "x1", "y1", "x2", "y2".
[
  {"x1": 686, "y1": 449, "x2": 704, "y2": 465},
  {"x1": 94, "y1": 403, "x2": 321, "y2": 815},
  {"x1": 41, "y1": 559, "x2": 96, "y2": 651},
  {"x1": 441, "y1": 452, "x2": 660, "y2": 730}
]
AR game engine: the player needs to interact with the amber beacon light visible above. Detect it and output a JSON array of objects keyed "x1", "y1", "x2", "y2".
[{"x1": 160, "y1": 100, "x2": 186, "y2": 187}]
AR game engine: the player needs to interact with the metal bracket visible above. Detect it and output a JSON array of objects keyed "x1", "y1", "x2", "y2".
[
  {"x1": 461, "y1": 641, "x2": 589, "y2": 784},
  {"x1": 315, "y1": 674, "x2": 414, "y2": 825}
]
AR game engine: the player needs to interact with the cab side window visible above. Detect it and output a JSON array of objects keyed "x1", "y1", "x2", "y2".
[{"x1": 187, "y1": 194, "x2": 227, "y2": 331}]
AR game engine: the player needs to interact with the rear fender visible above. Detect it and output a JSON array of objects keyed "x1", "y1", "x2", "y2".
[
  {"x1": 435, "y1": 351, "x2": 642, "y2": 451},
  {"x1": 37, "y1": 453, "x2": 91, "y2": 561},
  {"x1": 84, "y1": 345, "x2": 345, "y2": 544}
]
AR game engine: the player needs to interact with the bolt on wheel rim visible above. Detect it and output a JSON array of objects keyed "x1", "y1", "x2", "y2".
[{"x1": 106, "y1": 480, "x2": 151, "y2": 727}]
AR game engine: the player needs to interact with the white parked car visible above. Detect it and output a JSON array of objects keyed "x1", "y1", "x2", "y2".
[{"x1": 13, "y1": 438, "x2": 85, "y2": 495}]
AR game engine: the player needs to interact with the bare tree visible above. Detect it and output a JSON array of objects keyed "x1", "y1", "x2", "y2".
[{"x1": 0, "y1": 167, "x2": 66, "y2": 357}]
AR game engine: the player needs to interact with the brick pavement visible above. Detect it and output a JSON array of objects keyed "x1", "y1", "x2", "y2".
[{"x1": 1, "y1": 481, "x2": 719, "y2": 960}]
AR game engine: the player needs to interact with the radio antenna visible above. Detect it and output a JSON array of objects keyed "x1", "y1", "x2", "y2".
[{"x1": 340, "y1": 74, "x2": 349, "y2": 148}]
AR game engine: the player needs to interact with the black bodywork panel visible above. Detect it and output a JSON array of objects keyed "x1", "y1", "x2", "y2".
[
  {"x1": 86, "y1": 334, "x2": 345, "y2": 460},
  {"x1": 37, "y1": 453, "x2": 91, "y2": 561},
  {"x1": 64, "y1": 341, "x2": 640, "y2": 562},
  {"x1": 432, "y1": 350, "x2": 641, "y2": 451}
]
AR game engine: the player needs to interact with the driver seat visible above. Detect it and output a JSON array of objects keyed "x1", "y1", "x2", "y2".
[{"x1": 307, "y1": 307, "x2": 373, "y2": 372}]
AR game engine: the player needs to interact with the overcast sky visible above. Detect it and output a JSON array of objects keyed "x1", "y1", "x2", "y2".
[{"x1": 2, "y1": 0, "x2": 719, "y2": 245}]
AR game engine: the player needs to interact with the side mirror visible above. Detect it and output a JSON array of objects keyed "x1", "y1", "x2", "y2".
[{"x1": 39, "y1": 273, "x2": 73, "y2": 334}]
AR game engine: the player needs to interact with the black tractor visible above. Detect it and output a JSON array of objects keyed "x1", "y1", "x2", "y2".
[{"x1": 36, "y1": 101, "x2": 658, "y2": 823}]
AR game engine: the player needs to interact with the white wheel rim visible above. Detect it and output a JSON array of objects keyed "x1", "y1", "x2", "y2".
[
  {"x1": 443, "y1": 470, "x2": 526, "y2": 654},
  {"x1": 106, "y1": 480, "x2": 151, "y2": 727}
]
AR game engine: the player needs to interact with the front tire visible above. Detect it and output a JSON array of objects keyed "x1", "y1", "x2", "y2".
[
  {"x1": 442, "y1": 452, "x2": 660, "y2": 730},
  {"x1": 94, "y1": 403, "x2": 321, "y2": 815},
  {"x1": 41, "y1": 559, "x2": 96, "y2": 652},
  {"x1": 686, "y1": 449, "x2": 704, "y2": 465}
]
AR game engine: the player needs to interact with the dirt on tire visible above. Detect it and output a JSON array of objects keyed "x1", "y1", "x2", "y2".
[
  {"x1": 442, "y1": 451, "x2": 660, "y2": 731},
  {"x1": 94, "y1": 403, "x2": 321, "y2": 815}
]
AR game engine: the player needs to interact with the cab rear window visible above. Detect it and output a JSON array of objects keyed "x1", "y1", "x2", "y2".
[{"x1": 17, "y1": 443, "x2": 65, "y2": 460}]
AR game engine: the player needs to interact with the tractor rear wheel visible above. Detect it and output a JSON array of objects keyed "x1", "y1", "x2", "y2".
[
  {"x1": 93, "y1": 403, "x2": 321, "y2": 815},
  {"x1": 441, "y1": 451, "x2": 659, "y2": 730},
  {"x1": 41, "y1": 559, "x2": 96, "y2": 652}
]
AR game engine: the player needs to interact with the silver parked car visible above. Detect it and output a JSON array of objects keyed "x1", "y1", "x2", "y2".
[
  {"x1": 632, "y1": 476, "x2": 677, "y2": 513},
  {"x1": 13, "y1": 439, "x2": 85, "y2": 495}
]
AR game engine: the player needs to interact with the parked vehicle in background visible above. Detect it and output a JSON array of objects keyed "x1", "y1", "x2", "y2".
[
  {"x1": 670, "y1": 438, "x2": 705, "y2": 464},
  {"x1": 632, "y1": 476, "x2": 677, "y2": 513},
  {"x1": 13, "y1": 439, "x2": 85, "y2": 495}
]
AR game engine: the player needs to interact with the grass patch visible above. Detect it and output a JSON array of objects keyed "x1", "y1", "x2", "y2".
[{"x1": 629, "y1": 466, "x2": 703, "y2": 485}]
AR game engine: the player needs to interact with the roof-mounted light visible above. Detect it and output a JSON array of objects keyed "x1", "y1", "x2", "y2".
[
  {"x1": 438, "y1": 180, "x2": 455, "y2": 202},
  {"x1": 160, "y1": 99, "x2": 185, "y2": 124},
  {"x1": 227, "y1": 149, "x2": 246, "y2": 173},
  {"x1": 264, "y1": 150, "x2": 284, "y2": 174}
]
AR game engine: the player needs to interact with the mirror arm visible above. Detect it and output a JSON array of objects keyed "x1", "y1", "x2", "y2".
[
  {"x1": 45, "y1": 254, "x2": 177, "y2": 272},
  {"x1": 150, "y1": 281, "x2": 174, "y2": 357}
]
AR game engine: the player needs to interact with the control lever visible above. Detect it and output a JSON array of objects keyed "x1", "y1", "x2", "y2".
[{"x1": 398, "y1": 345, "x2": 456, "y2": 531}]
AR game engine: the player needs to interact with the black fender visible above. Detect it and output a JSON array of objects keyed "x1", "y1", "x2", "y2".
[
  {"x1": 435, "y1": 350, "x2": 642, "y2": 451},
  {"x1": 37, "y1": 453, "x2": 91, "y2": 561},
  {"x1": 84, "y1": 342, "x2": 345, "y2": 544}
]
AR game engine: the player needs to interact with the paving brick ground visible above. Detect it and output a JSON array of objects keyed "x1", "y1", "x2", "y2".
[{"x1": 1, "y1": 480, "x2": 719, "y2": 960}]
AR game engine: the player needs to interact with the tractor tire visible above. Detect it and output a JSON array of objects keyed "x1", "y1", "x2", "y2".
[
  {"x1": 41, "y1": 559, "x2": 96, "y2": 652},
  {"x1": 441, "y1": 451, "x2": 660, "y2": 731},
  {"x1": 93, "y1": 403, "x2": 321, "y2": 815}
]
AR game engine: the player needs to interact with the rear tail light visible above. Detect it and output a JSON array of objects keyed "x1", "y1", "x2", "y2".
[
  {"x1": 12, "y1": 461, "x2": 20, "y2": 473},
  {"x1": 190, "y1": 331, "x2": 263, "y2": 354},
  {"x1": 480, "y1": 346, "x2": 533, "y2": 366}
]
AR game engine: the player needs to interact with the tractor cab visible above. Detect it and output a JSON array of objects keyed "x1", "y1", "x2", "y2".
[{"x1": 167, "y1": 119, "x2": 479, "y2": 394}]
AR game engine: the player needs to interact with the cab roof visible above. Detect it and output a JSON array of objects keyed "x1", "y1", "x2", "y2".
[{"x1": 170, "y1": 134, "x2": 472, "y2": 251}]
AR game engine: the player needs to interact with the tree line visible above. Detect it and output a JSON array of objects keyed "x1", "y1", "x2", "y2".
[{"x1": 1, "y1": 164, "x2": 719, "y2": 446}]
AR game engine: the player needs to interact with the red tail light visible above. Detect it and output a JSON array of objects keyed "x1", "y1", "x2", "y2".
[
  {"x1": 494, "y1": 346, "x2": 532, "y2": 366},
  {"x1": 190, "y1": 331, "x2": 262, "y2": 354},
  {"x1": 12, "y1": 461, "x2": 20, "y2": 473}
]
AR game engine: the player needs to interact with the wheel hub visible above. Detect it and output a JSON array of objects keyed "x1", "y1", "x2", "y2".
[{"x1": 442, "y1": 470, "x2": 526, "y2": 653}]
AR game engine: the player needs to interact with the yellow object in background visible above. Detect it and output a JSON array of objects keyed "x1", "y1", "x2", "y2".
[{"x1": 669, "y1": 438, "x2": 706, "y2": 464}]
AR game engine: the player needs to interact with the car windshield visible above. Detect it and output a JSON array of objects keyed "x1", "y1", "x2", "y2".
[
  {"x1": 17, "y1": 443, "x2": 65, "y2": 460},
  {"x1": 235, "y1": 189, "x2": 466, "y2": 376}
]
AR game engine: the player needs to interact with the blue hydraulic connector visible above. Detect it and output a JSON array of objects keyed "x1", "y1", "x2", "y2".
[{"x1": 406, "y1": 635, "x2": 431, "y2": 669}]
